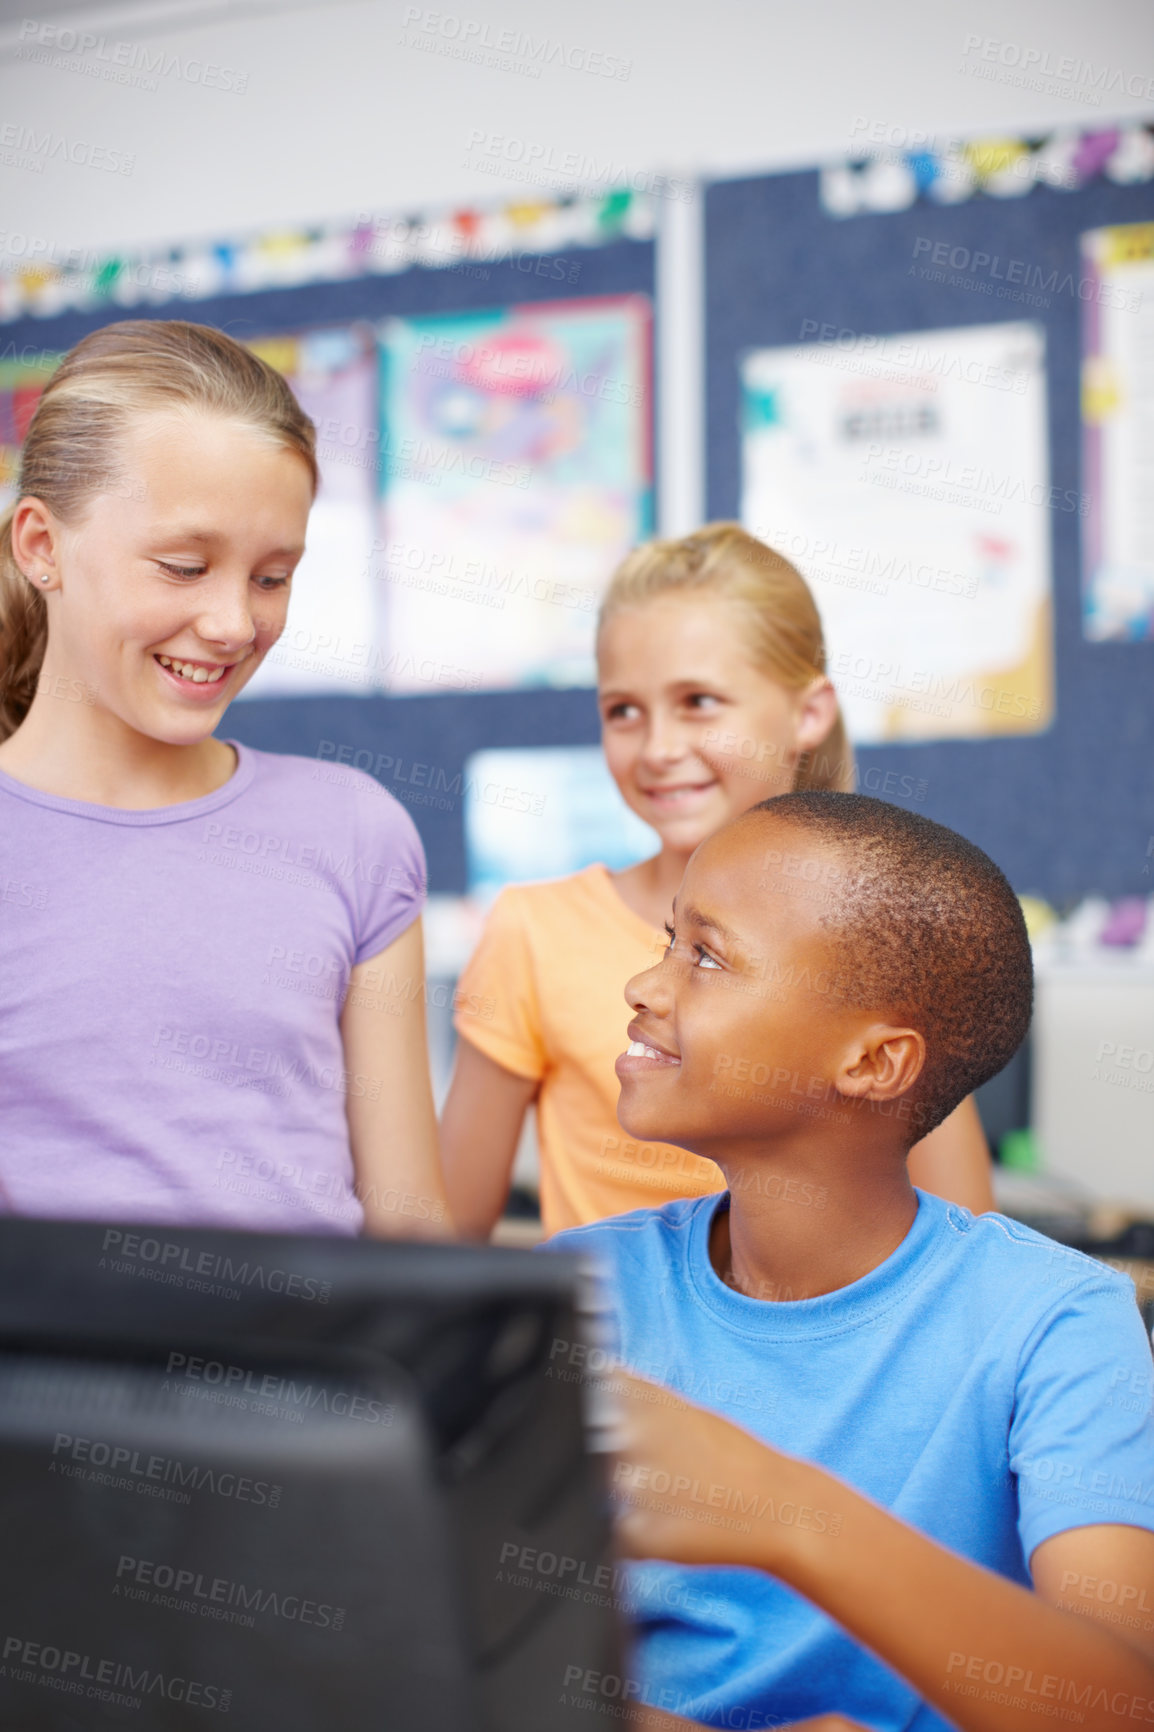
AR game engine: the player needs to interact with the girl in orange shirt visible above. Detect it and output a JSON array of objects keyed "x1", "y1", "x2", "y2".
[{"x1": 441, "y1": 524, "x2": 994, "y2": 1236}]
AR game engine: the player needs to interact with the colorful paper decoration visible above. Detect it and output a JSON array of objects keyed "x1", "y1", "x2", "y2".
[
  {"x1": 1081, "y1": 222, "x2": 1154, "y2": 641},
  {"x1": 820, "y1": 123, "x2": 1154, "y2": 217},
  {"x1": 0, "y1": 352, "x2": 63, "y2": 496},
  {"x1": 0, "y1": 190, "x2": 656, "y2": 325},
  {"x1": 375, "y1": 295, "x2": 653, "y2": 696}
]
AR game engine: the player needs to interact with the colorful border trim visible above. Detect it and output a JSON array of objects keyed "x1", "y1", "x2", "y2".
[
  {"x1": 820, "y1": 124, "x2": 1154, "y2": 217},
  {"x1": 0, "y1": 189, "x2": 655, "y2": 325}
]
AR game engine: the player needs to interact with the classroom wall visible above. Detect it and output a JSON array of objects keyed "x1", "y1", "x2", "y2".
[
  {"x1": 1, "y1": 0, "x2": 1151, "y2": 903},
  {"x1": 1, "y1": 0, "x2": 1152, "y2": 256}
]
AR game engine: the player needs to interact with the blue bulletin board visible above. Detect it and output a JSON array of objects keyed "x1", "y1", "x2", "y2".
[
  {"x1": 7, "y1": 143, "x2": 1153, "y2": 903},
  {"x1": 705, "y1": 142, "x2": 1154, "y2": 903}
]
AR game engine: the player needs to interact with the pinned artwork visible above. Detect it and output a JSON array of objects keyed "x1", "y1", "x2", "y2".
[
  {"x1": 741, "y1": 321, "x2": 1054, "y2": 742},
  {"x1": 1081, "y1": 222, "x2": 1154, "y2": 641},
  {"x1": 376, "y1": 296, "x2": 652, "y2": 693},
  {"x1": 237, "y1": 326, "x2": 381, "y2": 698}
]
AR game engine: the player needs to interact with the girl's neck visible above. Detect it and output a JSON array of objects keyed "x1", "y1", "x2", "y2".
[
  {"x1": 0, "y1": 694, "x2": 238, "y2": 809},
  {"x1": 609, "y1": 846, "x2": 693, "y2": 931}
]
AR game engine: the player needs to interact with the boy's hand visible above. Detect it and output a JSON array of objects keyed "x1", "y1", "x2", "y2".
[
  {"x1": 631, "y1": 1713, "x2": 870, "y2": 1732},
  {"x1": 605, "y1": 1377, "x2": 881, "y2": 1732},
  {"x1": 604, "y1": 1377, "x2": 1154, "y2": 1732},
  {"x1": 607, "y1": 1369, "x2": 805, "y2": 1570},
  {"x1": 773, "y1": 1720, "x2": 872, "y2": 1732}
]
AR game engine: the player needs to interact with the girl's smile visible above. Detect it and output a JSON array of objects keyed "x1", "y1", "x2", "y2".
[
  {"x1": 154, "y1": 651, "x2": 245, "y2": 695},
  {"x1": 3, "y1": 407, "x2": 312, "y2": 807},
  {"x1": 49, "y1": 413, "x2": 308, "y2": 745},
  {"x1": 637, "y1": 776, "x2": 720, "y2": 807},
  {"x1": 598, "y1": 594, "x2": 836, "y2": 859}
]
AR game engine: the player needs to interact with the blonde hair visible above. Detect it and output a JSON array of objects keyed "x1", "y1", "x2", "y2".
[
  {"x1": 0, "y1": 319, "x2": 318, "y2": 742},
  {"x1": 598, "y1": 522, "x2": 854, "y2": 792}
]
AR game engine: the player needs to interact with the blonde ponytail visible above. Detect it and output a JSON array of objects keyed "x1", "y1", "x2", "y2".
[
  {"x1": 0, "y1": 319, "x2": 317, "y2": 743},
  {"x1": 599, "y1": 522, "x2": 855, "y2": 793},
  {"x1": 0, "y1": 505, "x2": 48, "y2": 741}
]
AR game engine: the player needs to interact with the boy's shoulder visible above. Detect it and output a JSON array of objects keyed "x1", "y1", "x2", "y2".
[
  {"x1": 939, "y1": 1203, "x2": 1138, "y2": 1307},
  {"x1": 547, "y1": 1192, "x2": 1140, "y2": 1330},
  {"x1": 546, "y1": 1196, "x2": 713, "y2": 1264}
]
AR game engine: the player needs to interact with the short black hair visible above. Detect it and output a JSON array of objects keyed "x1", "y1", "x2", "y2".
[{"x1": 747, "y1": 791, "x2": 1033, "y2": 1139}]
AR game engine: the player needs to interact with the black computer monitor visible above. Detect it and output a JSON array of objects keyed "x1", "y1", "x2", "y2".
[{"x1": 0, "y1": 1219, "x2": 622, "y2": 1730}]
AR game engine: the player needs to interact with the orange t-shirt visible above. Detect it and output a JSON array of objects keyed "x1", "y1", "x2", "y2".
[{"x1": 452, "y1": 864, "x2": 724, "y2": 1234}]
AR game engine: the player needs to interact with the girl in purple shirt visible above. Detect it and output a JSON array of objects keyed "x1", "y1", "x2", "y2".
[{"x1": 0, "y1": 319, "x2": 449, "y2": 1239}]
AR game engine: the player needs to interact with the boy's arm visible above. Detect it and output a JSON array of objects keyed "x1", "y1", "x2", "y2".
[{"x1": 611, "y1": 1371, "x2": 1154, "y2": 1732}]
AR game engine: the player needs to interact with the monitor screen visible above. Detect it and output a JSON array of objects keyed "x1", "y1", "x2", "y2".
[{"x1": 0, "y1": 1219, "x2": 622, "y2": 1730}]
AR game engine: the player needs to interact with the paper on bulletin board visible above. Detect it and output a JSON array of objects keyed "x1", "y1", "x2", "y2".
[
  {"x1": 741, "y1": 321, "x2": 1054, "y2": 743},
  {"x1": 376, "y1": 296, "x2": 652, "y2": 694},
  {"x1": 0, "y1": 352, "x2": 61, "y2": 506},
  {"x1": 238, "y1": 325, "x2": 380, "y2": 698},
  {"x1": 463, "y1": 745, "x2": 658, "y2": 904},
  {"x1": 1081, "y1": 223, "x2": 1154, "y2": 642}
]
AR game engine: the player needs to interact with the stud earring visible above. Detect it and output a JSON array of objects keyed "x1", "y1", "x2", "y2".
[{"x1": 39, "y1": 574, "x2": 50, "y2": 584}]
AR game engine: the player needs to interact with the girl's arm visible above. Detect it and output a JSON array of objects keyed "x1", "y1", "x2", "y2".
[
  {"x1": 340, "y1": 916, "x2": 452, "y2": 1239},
  {"x1": 440, "y1": 1039, "x2": 539, "y2": 1241},
  {"x1": 907, "y1": 1094, "x2": 994, "y2": 1214}
]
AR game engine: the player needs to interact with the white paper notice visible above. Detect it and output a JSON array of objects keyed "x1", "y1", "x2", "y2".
[
  {"x1": 1081, "y1": 223, "x2": 1154, "y2": 642},
  {"x1": 741, "y1": 321, "x2": 1054, "y2": 743},
  {"x1": 237, "y1": 327, "x2": 380, "y2": 699}
]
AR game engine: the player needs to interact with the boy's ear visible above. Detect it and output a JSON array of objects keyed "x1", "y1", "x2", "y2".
[{"x1": 834, "y1": 1024, "x2": 925, "y2": 1104}]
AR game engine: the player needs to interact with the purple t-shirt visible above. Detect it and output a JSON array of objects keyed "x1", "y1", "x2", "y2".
[{"x1": 0, "y1": 742, "x2": 426, "y2": 1235}]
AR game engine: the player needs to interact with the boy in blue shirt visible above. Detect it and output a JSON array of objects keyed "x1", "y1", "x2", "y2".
[{"x1": 550, "y1": 792, "x2": 1154, "y2": 1732}]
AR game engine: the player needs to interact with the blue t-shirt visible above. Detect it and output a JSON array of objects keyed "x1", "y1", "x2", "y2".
[{"x1": 547, "y1": 1189, "x2": 1154, "y2": 1732}]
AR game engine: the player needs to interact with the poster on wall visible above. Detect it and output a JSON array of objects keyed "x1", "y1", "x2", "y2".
[
  {"x1": 741, "y1": 321, "x2": 1054, "y2": 743},
  {"x1": 0, "y1": 352, "x2": 60, "y2": 506},
  {"x1": 375, "y1": 295, "x2": 652, "y2": 694},
  {"x1": 238, "y1": 325, "x2": 380, "y2": 698},
  {"x1": 1081, "y1": 222, "x2": 1154, "y2": 643},
  {"x1": 463, "y1": 745, "x2": 658, "y2": 904}
]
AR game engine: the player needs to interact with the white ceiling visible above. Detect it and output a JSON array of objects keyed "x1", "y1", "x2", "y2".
[{"x1": 1, "y1": 0, "x2": 1151, "y2": 258}]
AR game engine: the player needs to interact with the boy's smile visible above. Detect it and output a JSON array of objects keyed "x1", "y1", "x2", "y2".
[
  {"x1": 619, "y1": 1032, "x2": 682, "y2": 1070},
  {"x1": 613, "y1": 810, "x2": 922, "y2": 1170},
  {"x1": 614, "y1": 804, "x2": 927, "y2": 1300},
  {"x1": 615, "y1": 816, "x2": 834, "y2": 1150}
]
